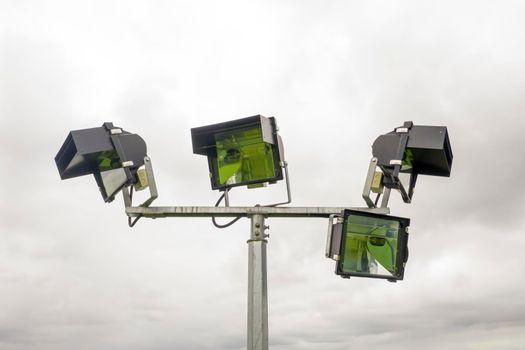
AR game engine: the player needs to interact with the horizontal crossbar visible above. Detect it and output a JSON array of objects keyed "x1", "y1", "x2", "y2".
[{"x1": 125, "y1": 206, "x2": 390, "y2": 218}]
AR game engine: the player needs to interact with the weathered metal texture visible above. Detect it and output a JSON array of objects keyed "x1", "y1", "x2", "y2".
[
  {"x1": 247, "y1": 214, "x2": 268, "y2": 350},
  {"x1": 362, "y1": 157, "x2": 379, "y2": 208},
  {"x1": 125, "y1": 206, "x2": 389, "y2": 218}
]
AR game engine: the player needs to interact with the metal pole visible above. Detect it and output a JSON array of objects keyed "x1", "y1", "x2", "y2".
[{"x1": 247, "y1": 214, "x2": 269, "y2": 350}]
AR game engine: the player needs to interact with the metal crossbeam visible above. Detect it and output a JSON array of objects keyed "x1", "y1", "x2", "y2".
[{"x1": 125, "y1": 205, "x2": 389, "y2": 218}]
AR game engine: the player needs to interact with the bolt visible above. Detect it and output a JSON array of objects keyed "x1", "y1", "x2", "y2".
[
  {"x1": 255, "y1": 223, "x2": 261, "y2": 228},
  {"x1": 255, "y1": 230, "x2": 260, "y2": 236}
]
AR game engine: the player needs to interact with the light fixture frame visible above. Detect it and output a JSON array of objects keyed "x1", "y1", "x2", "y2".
[
  {"x1": 191, "y1": 115, "x2": 285, "y2": 191},
  {"x1": 371, "y1": 121, "x2": 453, "y2": 203},
  {"x1": 55, "y1": 122, "x2": 148, "y2": 202},
  {"x1": 330, "y1": 209, "x2": 410, "y2": 282}
]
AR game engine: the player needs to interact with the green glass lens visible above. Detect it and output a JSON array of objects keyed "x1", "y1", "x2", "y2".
[
  {"x1": 341, "y1": 214, "x2": 401, "y2": 277},
  {"x1": 215, "y1": 127, "x2": 276, "y2": 187},
  {"x1": 97, "y1": 150, "x2": 121, "y2": 172},
  {"x1": 402, "y1": 148, "x2": 414, "y2": 172},
  {"x1": 95, "y1": 150, "x2": 126, "y2": 200}
]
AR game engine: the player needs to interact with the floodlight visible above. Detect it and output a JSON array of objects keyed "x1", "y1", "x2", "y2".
[
  {"x1": 327, "y1": 210, "x2": 410, "y2": 281},
  {"x1": 371, "y1": 121, "x2": 453, "y2": 203},
  {"x1": 191, "y1": 115, "x2": 285, "y2": 191},
  {"x1": 55, "y1": 122, "x2": 148, "y2": 202}
]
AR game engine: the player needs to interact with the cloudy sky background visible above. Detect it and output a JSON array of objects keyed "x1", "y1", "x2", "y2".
[{"x1": 1, "y1": 0, "x2": 525, "y2": 349}]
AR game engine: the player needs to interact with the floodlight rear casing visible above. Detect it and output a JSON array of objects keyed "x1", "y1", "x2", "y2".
[
  {"x1": 55, "y1": 122, "x2": 147, "y2": 202},
  {"x1": 191, "y1": 115, "x2": 285, "y2": 191},
  {"x1": 371, "y1": 123, "x2": 453, "y2": 202},
  {"x1": 373, "y1": 125, "x2": 453, "y2": 177}
]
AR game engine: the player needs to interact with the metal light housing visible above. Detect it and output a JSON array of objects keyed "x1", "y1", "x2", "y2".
[
  {"x1": 55, "y1": 122, "x2": 148, "y2": 202},
  {"x1": 372, "y1": 122, "x2": 453, "y2": 202},
  {"x1": 191, "y1": 115, "x2": 284, "y2": 191},
  {"x1": 329, "y1": 210, "x2": 410, "y2": 281}
]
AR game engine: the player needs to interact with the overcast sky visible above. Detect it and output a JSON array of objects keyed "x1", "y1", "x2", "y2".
[{"x1": 1, "y1": 1, "x2": 525, "y2": 349}]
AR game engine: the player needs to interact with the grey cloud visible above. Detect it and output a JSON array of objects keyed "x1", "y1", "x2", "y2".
[{"x1": 2, "y1": 1, "x2": 525, "y2": 350}]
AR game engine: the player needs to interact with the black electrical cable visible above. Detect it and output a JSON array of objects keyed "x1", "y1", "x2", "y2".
[
  {"x1": 374, "y1": 192, "x2": 381, "y2": 207},
  {"x1": 214, "y1": 192, "x2": 225, "y2": 206},
  {"x1": 128, "y1": 186, "x2": 143, "y2": 228},
  {"x1": 212, "y1": 192, "x2": 242, "y2": 229}
]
